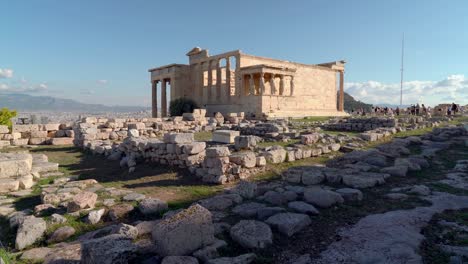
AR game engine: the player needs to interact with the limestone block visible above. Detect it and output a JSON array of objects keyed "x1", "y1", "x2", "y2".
[
  {"x1": 206, "y1": 147, "x2": 231, "y2": 158},
  {"x1": 50, "y1": 138, "x2": 74, "y2": 145},
  {"x1": 82, "y1": 117, "x2": 97, "y2": 123},
  {"x1": 212, "y1": 130, "x2": 240, "y2": 144},
  {"x1": 164, "y1": 133, "x2": 194, "y2": 144},
  {"x1": 29, "y1": 137, "x2": 49, "y2": 145},
  {"x1": 0, "y1": 153, "x2": 33, "y2": 178},
  {"x1": 182, "y1": 142, "x2": 206, "y2": 155},
  {"x1": 152, "y1": 204, "x2": 215, "y2": 256},
  {"x1": 11, "y1": 139, "x2": 28, "y2": 146},
  {"x1": 44, "y1": 124, "x2": 60, "y2": 131},
  {"x1": 31, "y1": 162, "x2": 59, "y2": 174},
  {"x1": 127, "y1": 122, "x2": 146, "y2": 130},
  {"x1": 13, "y1": 124, "x2": 39, "y2": 133},
  {"x1": 67, "y1": 191, "x2": 98, "y2": 212},
  {"x1": 0, "y1": 140, "x2": 10, "y2": 148},
  {"x1": 234, "y1": 135, "x2": 259, "y2": 150},
  {"x1": 256, "y1": 156, "x2": 266, "y2": 167},
  {"x1": 301, "y1": 134, "x2": 320, "y2": 145},
  {"x1": 18, "y1": 175, "x2": 34, "y2": 189},
  {"x1": 0, "y1": 178, "x2": 20, "y2": 193},
  {"x1": 11, "y1": 132, "x2": 21, "y2": 140},
  {"x1": 264, "y1": 148, "x2": 286, "y2": 163},
  {"x1": 0, "y1": 125, "x2": 9, "y2": 134},
  {"x1": 229, "y1": 151, "x2": 256, "y2": 168}
]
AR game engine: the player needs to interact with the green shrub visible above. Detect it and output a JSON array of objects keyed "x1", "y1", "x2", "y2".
[
  {"x1": 169, "y1": 98, "x2": 199, "y2": 117},
  {"x1": 0, "y1": 108, "x2": 17, "y2": 129},
  {"x1": 0, "y1": 248, "x2": 12, "y2": 264}
]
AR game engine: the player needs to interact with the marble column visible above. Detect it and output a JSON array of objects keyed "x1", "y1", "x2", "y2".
[
  {"x1": 259, "y1": 73, "x2": 265, "y2": 95},
  {"x1": 249, "y1": 74, "x2": 255, "y2": 95},
  {"x1": 161, "y1": 79, "x2": 167, "y2": 117},
  {"x1": 235, "y1": 55, "x2": 241, "y2": 98},
  {"x1": 279, "y1": 75, "x2": 285, "y2": 95},
  {"x1": 226, "y1": 57, "x2": 231, "y2": 102},
  {"x1": 216, "y1": 60, "x2": 221, "y2": 101},
  {"x1": 207, "y1": 61, "x2": 213, "y2": 103},
  {"x1": 290, "y1": 76, "x2": 295, "y2": 96},
  {"x1": 339, "y1": 71, "x2": 344, "y2": 111},
  {"x1": 152, "y1": 80, "x2": 158, "y2": 118},
  {"x1": 270, "y1": 74, "x2": 276, "y2": 95}
]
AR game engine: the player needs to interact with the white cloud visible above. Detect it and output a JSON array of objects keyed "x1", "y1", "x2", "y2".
[
  {"x1": 97, "y1": 79, "x2": 108, "y2": 85},
  {"x1": 0, "y1": 68, "x2": 13, "y2": 78},
  {"x1": 0, "y1": 83, "x2": 48, "y2": 93},
  {"x1": 345, "y1": 74, "x2": 468, "y2": 106}
]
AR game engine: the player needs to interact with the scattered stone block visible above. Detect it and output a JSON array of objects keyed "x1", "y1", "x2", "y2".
[
  {"x1": 265, "y1": 213, "x2": 311, "y2": 237},
  {"x1": 212, "y1": 130, "x2": 240, "y2": 144},
  {"x1": 15, "y1": 216, "x2": 47, "y2": 250},
  {"x1": 230, "y1": 220, "x2": 272, "y2": 249},
  {"x1": 81, "y1": 234, "x2": 137, "y2": 264},
  {"x1": 152, "y1": 204, "x2": 215, "y2": 256}
]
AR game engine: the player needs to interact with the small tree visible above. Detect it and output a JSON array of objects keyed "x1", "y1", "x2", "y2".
[
  {"x1": 0, "y1": 107, "x2": 17, "y2": 129},
  {"x1": 169, "y1": 98, "x2": 199, "y2": 116}
]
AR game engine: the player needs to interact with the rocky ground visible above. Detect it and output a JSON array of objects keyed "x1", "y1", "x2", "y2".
[{"x1": 0, "y1": 118, "x2": 467, "y2": 264}]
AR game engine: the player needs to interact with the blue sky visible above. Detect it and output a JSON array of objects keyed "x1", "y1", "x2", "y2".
[{"x1": 1, "y1": 0, "x2": 467, "y2": 107}]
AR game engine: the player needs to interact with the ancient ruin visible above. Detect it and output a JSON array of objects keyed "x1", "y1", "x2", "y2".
[{"x1": 149, "y1": 47, "x2": 347, "y2": 119}]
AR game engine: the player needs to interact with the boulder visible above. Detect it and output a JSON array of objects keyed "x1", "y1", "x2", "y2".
[
  {"x1": 232, "y1": 202, "x2": 266, "y2": 218},
  {"x1": 152, "y1": 204, "x2": 215, "y2": 256},
  {"x1": 81, "y1": 234, "x2": 137, "y2": 264},
  {"x1": 265, "y1": 213, "x2": 311, "y2": 237},
  {"x1": 303, "y1": 187, "x2": 344, "y2": 208},
  {"x1": 67, "y1": 191, "x2": 97, "y2": 212},
  {"x1": 288, "y1": 201, "x2": 319, "y2": 215},
  {"x1": 15, "y1": 216, "x2": 47, "y2": 250},
  {"x1": 230, "y1": 220, "x2": 272, "y2": 249},
  {"x1": 86, "y1": 209, "x2": 106, "y2": 224},
  {"x1": 108, "y1": 203, "x2": 134, "y2": 221},
  {"x1": 47, "y1": 226, "x2": 76, "y2": 244},
  {"x1": 336, "y1": 188, "x2": 363, "y2": 201},
  {"x1": 380, "y1": 166, "x2": 408, "y2": 177},
  {"x1": 139, "y1": 198, "x2": 168, "y2": 215}
]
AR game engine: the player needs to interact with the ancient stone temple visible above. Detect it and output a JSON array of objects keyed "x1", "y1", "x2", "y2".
[{"x1": 149, "y1": 47, "x2": 347, "y2": 119}]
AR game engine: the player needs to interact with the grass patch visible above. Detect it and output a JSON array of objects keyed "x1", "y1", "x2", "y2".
[
  {"x1": 321, "y1": 130, "x2": 359, "y2": 137},
  {"x1": 194, "y1": 131, "x2": 212, "y2": 141},
  {"x1": 429, "y1": 182, "x2": 468, "y2": 196},
  {"x1": 421, "y1": 209, "x2": 468, "y2": 263},
  {"x1": 0, "y1": 248, "x2": 13, "y2": 264},
  {"x1": 45, "y1": 214, "x2": 104, "y2": 243}
]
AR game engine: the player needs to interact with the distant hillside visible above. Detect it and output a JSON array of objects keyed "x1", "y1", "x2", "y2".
[
  {"x1": 0, "y1": 93, "x2": 149, "y2": 112},
  {"x1": 338, "y1": 92, "x2": 373, "y2": 112}
]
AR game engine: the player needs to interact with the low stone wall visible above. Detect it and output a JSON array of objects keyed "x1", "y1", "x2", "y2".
[
  {"x1": 0, "y1": 124, "x2": 74, "y2": 147},
  {"x1": 324, "y1": 117, "x2": 397, "y2": 132},
  {"x1": 74, "y1": 116, "x2": 221, "y2": 147},
  {"x1": 0, "y1": 153, "x2": 59, "y2": 193},
  {"x1": 233, "y1": 121, "x2": 289, "y2": 137}
]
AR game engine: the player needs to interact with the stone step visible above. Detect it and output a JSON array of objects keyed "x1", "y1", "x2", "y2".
[{"x1": 31, "y1": 162, "x2": 59, "y2": 174}]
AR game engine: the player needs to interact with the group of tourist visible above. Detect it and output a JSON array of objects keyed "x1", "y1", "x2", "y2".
[{"x1": 351, "y1": 102, "x2": 461, "y2": 117}]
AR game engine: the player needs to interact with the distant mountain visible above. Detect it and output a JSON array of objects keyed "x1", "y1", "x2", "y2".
[
  {"x1": 339, "y1": 92, "x2": 373, "y2": 112},
  {"x1": 374, "y1": 103, "x2": 411, "y2": 108},
  {"x1": 0, "y1": 93, "x2": 149, "y2": 112}
]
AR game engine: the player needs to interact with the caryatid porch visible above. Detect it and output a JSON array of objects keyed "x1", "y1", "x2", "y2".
[{"x1": 239, "y1": 65, "x2": 296, "y2": 96}]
